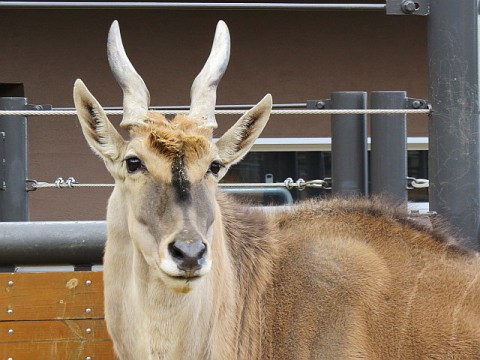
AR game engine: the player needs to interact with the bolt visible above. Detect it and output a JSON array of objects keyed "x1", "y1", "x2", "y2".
[
  {"x1": 401, "y1": 0, "x2": 418, "y2": 13},
  {"x1": 8, "y1": 329, "x2": 14, "y2": 335},
  {"x1": 7, "y1": 358, "x2": 13, "y2": 360},
  {"x1": 7, "y1": 280, "x2": 13, "y2": 286},
  {"x1": 85, "y1": 328, "x2": 92, "y2": 334},
  {"x1": 85, "y1": 308, "x2": 92, "y2": 314},
  {"x1": 85, "y1": 280, "x2": 92, "y2": 286},
  {"x1": 316, "y1": 101, "x2": 326, "y2": 109},
  {"x1": 85, "y1": 357, "x2": 92, "y2": 360},
  {"x1": 7, "y1": 309, "x2": 13, "y2": 315},
  {"x1": 412, "y1": 100, "x2": 423, "y2": 109}
]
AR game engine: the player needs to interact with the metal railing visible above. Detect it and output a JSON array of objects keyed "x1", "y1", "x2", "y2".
[{"x1": 0, "y1": 2, "x2": 387, "y2": 11}]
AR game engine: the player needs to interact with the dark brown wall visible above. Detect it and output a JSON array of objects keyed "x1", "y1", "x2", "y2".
[{"x1": 0, "y1": 9, "x2": 428, "y2": 220}]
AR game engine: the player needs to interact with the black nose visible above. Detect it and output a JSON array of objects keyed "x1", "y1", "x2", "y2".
[{"x1": 168, "y1": 238, "x2": 207, "y2": 275}]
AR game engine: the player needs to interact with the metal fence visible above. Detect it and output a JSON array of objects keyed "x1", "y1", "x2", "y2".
[
  {"x1": 0, "y1": 91, "x2": 431, "y2": 267},
  {"x1": 0, "y1": 0, "x2": 479, "y2": 268}
]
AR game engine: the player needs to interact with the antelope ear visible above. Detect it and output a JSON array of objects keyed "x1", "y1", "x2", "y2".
[
  {"x1": 73, "y1": 79, "x2": 126, "y2": 164},
  {"x1": 216, "y1": 94, "x2": 272, "y2": 167}
]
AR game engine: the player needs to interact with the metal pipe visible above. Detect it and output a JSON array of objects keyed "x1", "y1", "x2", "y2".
[
  {"x1": 370, "y1": 91, "x2": 407, "y2": 206},
  {"x1": 0, "y1": 97, "x2": 29, "y2": 221},
  {"x1": 0, "y1": 221, "x2": 106, "y2": 265},
  {"x1": 222, "y1": 187, "x2": 294, "y2": 205},
  {"x1": 331, "y1": 91, "x2": 368, "y2": 196},
  {"x1": 428, "y1": 0, "x2": 480, "y2": 250},
  {"x1": 0, "y1": 2, "x2": 386, "y2": 11}
]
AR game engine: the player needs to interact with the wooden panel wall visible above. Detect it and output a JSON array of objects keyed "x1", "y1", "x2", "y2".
[{"x1": 0, "y1": 271, "x2": 115, "y2": 359}]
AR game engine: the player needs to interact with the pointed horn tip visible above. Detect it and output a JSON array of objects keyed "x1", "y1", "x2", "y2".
[
  {"x1": 217, "y1": 20, "x2": 228, "y2": 30},
  {"x1": 108, "y1": 20, "x2": 122, "y2": 45},
  {"x1": 216, "y1": 20, "x2": 230, "y2": 39},
  {"x1": 110, "y1": 20, "x2": 120, "y2": 33}
]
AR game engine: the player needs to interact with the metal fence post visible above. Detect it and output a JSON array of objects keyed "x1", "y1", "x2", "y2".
[
  {"x1": 370, "y1": 91, "x2": 407, "y2": 206},
  {"x1": 428, "y1": 0, "x2": 480, "y2": 250},
  {"x1": 0, "y1": 97, "x2": 29, "y2": 221},
  {"x1": 331, "y1": 91, "x2": 368, "y2": 196}
]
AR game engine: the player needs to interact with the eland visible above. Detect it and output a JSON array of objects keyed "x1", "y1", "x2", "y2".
[{"x1": 74, "y1": 20, "x2": 480, "y2": 359}]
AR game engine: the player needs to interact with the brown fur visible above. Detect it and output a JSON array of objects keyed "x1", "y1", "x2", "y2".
[{"x1": 218, "y1": 194, "x2": 480, "y2": 359}]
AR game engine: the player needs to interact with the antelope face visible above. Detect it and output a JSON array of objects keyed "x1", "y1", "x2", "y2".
[
  {"x1": 120, "y1": 116, "x2": 220, "y2": 291},
  {"x1": 74, "y1": 21, "x2": 271, "y2": 293}
]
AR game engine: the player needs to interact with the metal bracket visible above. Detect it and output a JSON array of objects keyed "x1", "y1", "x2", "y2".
[
  {"x1": 405, "y1": 97, "x2": 430, "y2": 109},
  {"x1": 306, "y1": 99, "x2": 331, "y2": 109},
  {"x1": 74, "y1": 264, "x2": 93, "y2": 272},
  {"x1": 0, "y1": 265, "x2": 15, "y2": 273},
  {"x1": 25, "y1": 179, "x2": 38, "y2": 192},
  {"x1": 25, "y1": 103, "x2": 52, "y2": 111},
  {"x1": 386, "y1": 0, "x2": 430, "y2": 16}
]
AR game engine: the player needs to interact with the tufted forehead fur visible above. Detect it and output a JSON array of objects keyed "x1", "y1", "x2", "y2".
[{"x1": 132, "y1": 112, "x2": 213, "y2": 163}]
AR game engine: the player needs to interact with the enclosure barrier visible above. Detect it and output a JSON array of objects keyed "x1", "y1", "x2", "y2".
[
  {"x1": 0, "y1": 1, "x2": 388, "y2": 12},
  {"x1": 428, "y1": 0, "x2": 480, "y2": 250},
  {"x1": 0, "y1": 90, "x2": 433, "y2": 267},
  {"x1": 0, "y1": 108, "x2": 431, "y2": 116},
  {"x1": 0, "y1": 1, "x2": 433, "y2": 16},
  {"x1": 0, "y1": 221, "x2": 105, "y2": 267},
  {"x1": 0, "y1": 92, "x2": 431, "y2": 217},
  {"x1": 371, "y1": 91, "x2": 408, "y2": 205},
  {"x1": 0, "y1": 271, "x2": 114, "y2": 359},
  {"x1": 331, "y1": 92, "x2": 368, "y2": 196},
  {"x1": 0, "y1": 97, "x2": 28, "y2": 221}
]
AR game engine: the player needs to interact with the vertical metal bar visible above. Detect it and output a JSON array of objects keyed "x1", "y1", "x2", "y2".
[
  {"x1": 428, "y1": 0, "x2": 480, "y2": 250},
  {"x1": 331, "y1": 91, "x2": 368, "y2": 196},
  {"x1": 0, "y1": 97, "x2": 29, "y2": 221},
  {"x1": 370, "y1": 91, "x2": 407, "y2": 205}
]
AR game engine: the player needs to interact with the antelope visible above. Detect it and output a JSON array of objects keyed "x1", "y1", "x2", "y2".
[{"x1": 74, "y1": 20, "x2": 480, "y2": 359}]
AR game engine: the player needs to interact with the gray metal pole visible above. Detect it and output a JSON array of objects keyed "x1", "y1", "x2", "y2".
[
  {"x1": 370, "y1": 91, "x2": 407, "y2": 205},
  {"x1": 0, "y1": 2, "x2": 386, "y2": 11},
  {"x1": 428, "y1": 0, "x2": 480, "y2": 250},
  {"x1": 0, "y1": 221, "x2": 106, "y2": 265},
  {"x1": 222, "y1": 187, "x2": 293, "y2": 205},
  {"x1": 331, "y1": 92, "x2": 368, "y2": 196},
  {"x1": 0, "y1": 97, "x2": 28, "y2": 221}
]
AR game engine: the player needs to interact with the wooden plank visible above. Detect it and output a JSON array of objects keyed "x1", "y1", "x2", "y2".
[
  {"x1": 0, "y1": 319, "x2": 110, "y2": 343},
  {"x1": 0, "y1": 271, "x2": 104, "y2": 321},
  {"x1": 0, "y1": 340, "x2": 115, "y2": 360}
]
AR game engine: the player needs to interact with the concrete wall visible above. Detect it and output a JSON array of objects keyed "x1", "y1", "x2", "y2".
[{"x1": 0, "y1": 7, "x2": 428, "y2": 220}]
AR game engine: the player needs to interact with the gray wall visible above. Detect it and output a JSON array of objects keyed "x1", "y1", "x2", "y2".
[{"x1": 0, "y1": 8, "x2": 428, "y2": 220}]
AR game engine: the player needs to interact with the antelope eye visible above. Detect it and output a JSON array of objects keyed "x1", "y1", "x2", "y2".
[
  {"x1": 125, "y1": 157, "x2": 144, "y2": 173},
  {"x1": 208, "y1": 161, "x2": 224, "y2": 176}
]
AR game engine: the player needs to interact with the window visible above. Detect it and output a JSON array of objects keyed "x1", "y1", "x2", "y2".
[{"x1": 222, "y1": 145, "x2": 428, "y2": 205}]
